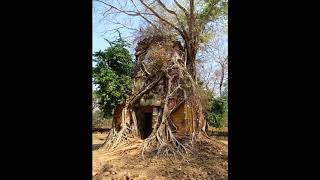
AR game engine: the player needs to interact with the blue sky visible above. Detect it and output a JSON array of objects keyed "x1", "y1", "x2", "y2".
[
  {"x1": 92, "y1": 2, "x2": 228, "y2": 91},
  {"x1": 93, "y1": 31, "x2": 107, "y2": 53},
  {"x1": 92, "y1": 9, "x2": 136, "y2": 89},
  {"x1": 92, "y1": 2, "x2": 140, "y2": 54},
  {"x1": 92, "y1": 11, "x2": 109, "y2": 53}
]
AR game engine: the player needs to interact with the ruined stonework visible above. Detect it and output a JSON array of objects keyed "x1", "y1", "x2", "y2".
[{"x1": 102, "y1": 36, "x2": 207, "y2": 156}]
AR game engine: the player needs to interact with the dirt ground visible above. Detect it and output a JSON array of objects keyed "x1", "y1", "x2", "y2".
[{"x1": 93, "y1": 132, "x2": 228, "y2": 180}]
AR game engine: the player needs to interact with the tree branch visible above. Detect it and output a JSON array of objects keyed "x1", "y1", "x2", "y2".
[
  {"x1": 156, "y1": 0, "x2": 178, "y2": 15},
  {"x1": 96, "y1": 0, "x2": 158, "y2": 31},
  {"x1": 95, "y1": 0, "x2": 153, "y2": 16},
  {"x1": 128, "y1": 0, "x2": 158, "y2": 30},
  {"x1": 138, "y1": 0, "x2": 186, "y2": 40},
  {"x1": 173, "y1": 0, "x2": 189, "y2": 17},
  {"x1": 200, "y1": 0, "x2": 222, "y2": 28},
  {"x1": 155, "y1": 0, "x2": 188, "y2": 39},
  {"x1": 95, "y1": 0, "x2": 139, "y2": 16},
  {"x1": 106, "y1": 19, "x2": 140, "y2": 32}
]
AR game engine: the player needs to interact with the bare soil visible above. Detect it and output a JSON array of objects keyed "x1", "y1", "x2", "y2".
[{"x1": 93, "y1": 132, "x2": 228, "y2": 180}]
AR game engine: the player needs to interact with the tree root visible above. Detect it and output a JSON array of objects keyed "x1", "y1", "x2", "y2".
[
  {"x1": 100, "y1": 124, "x2": 134, "y2": 151},
  {"x1": 99, "y1": 39, "x2": 209, "y2": 160}
]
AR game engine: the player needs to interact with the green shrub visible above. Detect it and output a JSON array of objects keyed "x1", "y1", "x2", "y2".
[
  {"x1": 207, "y1": 96, "x2": 228, "y2": 128},
  {"x1": 92, "y1": 37, "x2": 133, "y2": 117}
]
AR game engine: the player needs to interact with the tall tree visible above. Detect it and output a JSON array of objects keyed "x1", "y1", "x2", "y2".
[
  {"x1": 94, "y1": 0, "x2": 228, "y2": 80},
  {"x1": 196, "y1": 20, "x2": 228, "y2": 97},
  {"x1": 217, "y1": 56, "x2": 228, "y2": 96},
  {"x1": 93, "y1": 37, "x2": 134, "y2": 117}
]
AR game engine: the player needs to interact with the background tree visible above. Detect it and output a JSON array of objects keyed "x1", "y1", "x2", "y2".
[
  {"x1": 222, "y1": 80, "x2": 228, "y2": 99},
  {"x1": 196, "y1": 18, "x2": 228, "y2": 97},
  {"x1": 215, "y1": 56, "x2": 228, "y2": 96},
  {"x1": 93, "y1": 37, "x2": 134, "y2": 117},
  {"x1": 94, "y1": 0, "x2": 228, "y2": 79},
  {"x1": 92, "y1": 91, "x2": 99, "y2": 112},
  {"x1": 207, "y1": 95, "x2": 227, "y2": 128},
  {"x1": 93, "y1": 91, "x2": 113, "y2": 128}
]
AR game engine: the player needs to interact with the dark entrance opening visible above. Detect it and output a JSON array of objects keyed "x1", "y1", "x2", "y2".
[{"x1": 140, "y1": 113, "x2": 153, "y2": 139}]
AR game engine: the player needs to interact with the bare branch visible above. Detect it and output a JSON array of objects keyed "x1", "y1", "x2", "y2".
[
  {"x1": 96, "y1": 0, "x2": 158, "y2": 31},
  {"x1": 173, "y1": 0, "x2": 189, "y2": 17},
  {"x1": 95, "y1": 0, "x2": 153, "y2": 16},
  {"x1": 128, "y1": 0, "x2": 158, "y2": 29},
  {"x1": 102, "y1": 6, "x2": 113, "y2": 16},
  {"x1": 129, "y1": 0, "x2": 142, "y2": 12},
  {"x1": 138, "y1": 0, "x2": 186, "y2": 40},
  {"x1": 106, "y1": 19, "x2": 140, "y2": 32},
  {"x1": 95, "y1": 0, "x2": 138, "y2": 16},
  {"x1": 155, "y1": 0, "x2": 188, "y2": 39},
  {"x1": 156, "y1": 0, "x2": 177, "y2": 15}
]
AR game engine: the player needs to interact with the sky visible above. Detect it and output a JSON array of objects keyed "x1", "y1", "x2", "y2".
[
  {"x1": 92, "y1": 11, "x2": 109, "y2": 53},
  {"x1": 92, "y1": 1, "x2": 228, "y2": 92},
  {"x1": 93, "y1": 4, "x2": 130, "y2": 97},
  {"x1": 92, "y1": 2, "x2": 140, "y2": 54},
  {"x1": 92, "y1": 7, "x2": 137, "y2": 90},
  {"x1": 93, "y1": 30, "x2": 107, "y2": 53}
]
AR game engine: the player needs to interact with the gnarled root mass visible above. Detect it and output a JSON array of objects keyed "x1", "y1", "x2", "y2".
[
  {"x1": 100, "y1": 123, "x2": 134, "y2": 151},
  {"x1": 100, "y1": 38, "x2": 209, "y2": 158}
]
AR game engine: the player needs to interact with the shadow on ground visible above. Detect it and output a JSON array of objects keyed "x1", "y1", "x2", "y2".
[{"x1": 93, "y1": 143, "x2": 103, "y2": 150}]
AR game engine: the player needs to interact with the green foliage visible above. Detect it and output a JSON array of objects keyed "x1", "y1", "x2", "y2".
[
  {"x1": 197, "y1": 0, "x2": 228, "y2": 46},
  {"x1": 207, "y1": 95, "x2": 228, "y2": 128},
  {"x1": 196, "y1": 80, "x2": 227, "y2": 128},
  {"x1": 93, "y1": 37, "x2": 133, "y2": 117},
  {"x1": 197, "y1": 0, "x2": 228, "y2": 22}
]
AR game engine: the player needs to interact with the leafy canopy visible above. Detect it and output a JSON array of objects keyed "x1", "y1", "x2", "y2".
[
  {"x1": 93, "y1": 37, "x2": 133, "y2": 117},
  {"x1": 207, "y1": 94, "x2": 228, "y2": 128}
]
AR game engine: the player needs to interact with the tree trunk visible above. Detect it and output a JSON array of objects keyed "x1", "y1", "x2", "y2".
[
  {"x1": 185, "y1": 0, "x2": 197, "y2": 80},
  {"x1": 185, "y1": 43, "x2": 197, "y2": 80},
  {"x1": 219, "y1": 70, "x2": 224, "y2": 97}
]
